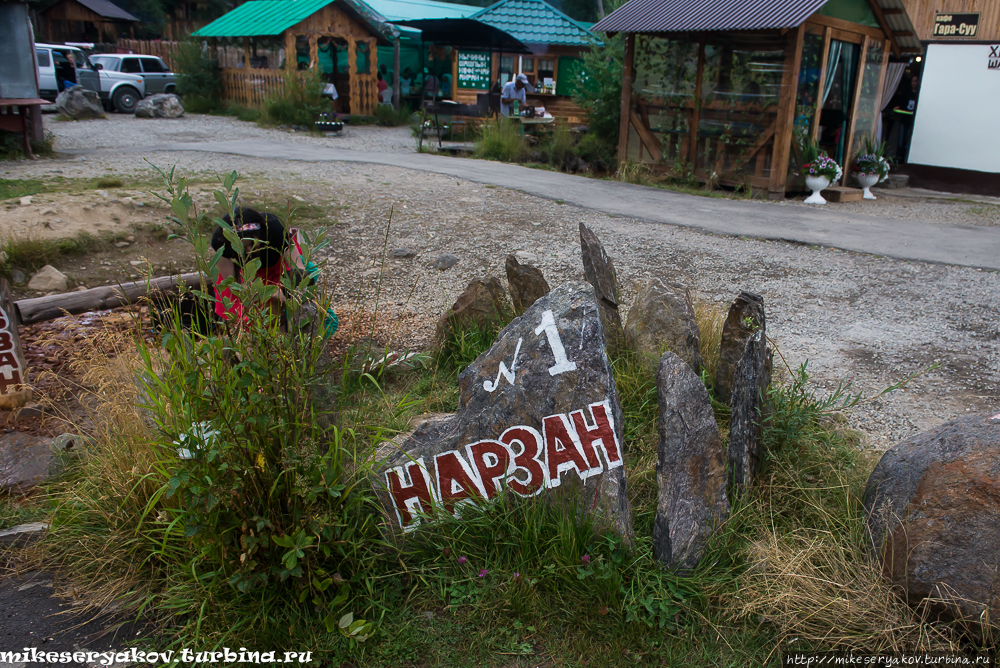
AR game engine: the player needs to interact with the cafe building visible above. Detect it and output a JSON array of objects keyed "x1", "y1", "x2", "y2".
[
  {"x1": 898, "y1": 0, "x2": 1000, "y2": 192},
  {"x1": 592, "y1": 0, "x2": 923, "y2": 199}
]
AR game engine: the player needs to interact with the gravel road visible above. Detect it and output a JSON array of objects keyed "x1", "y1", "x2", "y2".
[{"x1": 5, "y1": 114, "x2": 998, "y2": 450}]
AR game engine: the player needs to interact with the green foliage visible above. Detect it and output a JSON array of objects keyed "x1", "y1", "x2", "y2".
[
  {"x1": 0, "y1": 178, "x2": 45, "y2": 200},
  {"x1": 1, "y1": 131, "x2": 55, "y2": 161},
  {"x1": 174, "y1": 38, "x2": 223, "y2": 113},
  {"x1": 221, "y1": 104, "x2": 262, "y2": 122},
  {"x1": 538, "y1": 124, "x2": 576, "y2": 168},
  {"x1": 474, "y1": 118, "x2": 529, "y2": 162},
  {"x1": 573, "y1": 34, "x2": 624, "y2": 148},
  {"x1": 263, "y1": 70, "x2": 327, "y2": 128},
  {"x1": 373, "y1": 104, "x2": 415, "y2": 127},
  {"x1": 1, "y1": 233, "x2": 108, "y2": 272}
]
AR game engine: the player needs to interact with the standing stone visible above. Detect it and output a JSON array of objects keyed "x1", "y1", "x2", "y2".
[
  {"x1": 579, "y1": 223, "x2": 625, "y2": 346},
  {"x1": 377, "y1": 282, "x2": 634, "y2": 544},
  {"x1": 715, "y1": 292, "x2": 765, "y2": 404},
  {"x1": 624, "y1": 278, "x2": 703, "y2": 373},
  {"x1": 505, "y1": 254, "x2": 550, "y2": 316},
  {"x1": 727, "y1": 330, "x2": 769, "y2": 496},
  {"x1": 54, "y1": 85, "x2": 105, "y2": 120},
  {"x1": 653, "y1": 353, "x2": 729, "y2": 573},
  {"x1": 436, "y1": 277, "x2": 509, "y2": 340},
  {"x1": 864, "y1": 413, "x2": 1000, "y2": 627}
]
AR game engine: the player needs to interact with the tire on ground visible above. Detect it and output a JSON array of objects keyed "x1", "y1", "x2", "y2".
[{"x1": 113, "y1": 87, "x2": 140, "y2": 114}]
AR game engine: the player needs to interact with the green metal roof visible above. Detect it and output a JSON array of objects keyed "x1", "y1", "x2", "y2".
[
  {"x1": 193, "y1": 0, "x2": 395, "y2": 42},
  {"x1": 470, "y1": 0, "x2": 595, "y2": 47},
  {"x1": 365, "y1": 0, "x2": 480, "y2": 22}
]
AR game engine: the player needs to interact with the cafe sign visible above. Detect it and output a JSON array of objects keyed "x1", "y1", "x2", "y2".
[
  {"x1": 458, "y1": 51, "x2": 491, "y2": 90},
  {"x1": 933, "y1": 13, "x2": 980, "y2": 38}
]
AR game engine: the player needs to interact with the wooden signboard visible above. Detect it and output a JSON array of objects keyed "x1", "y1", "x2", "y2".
[
  {"x1": 933, "y1": 12, "x2": 980, "y2": 38},
  {"x1": 0, "y1": 278, "x2": 29, "y2": 407},
  {"x1": 457, "y1": 51, "x2": 490, "y2": 90}
]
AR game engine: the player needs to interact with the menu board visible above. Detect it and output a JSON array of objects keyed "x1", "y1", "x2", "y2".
[{"x1": 458, "y1": 51, "x2": 490, "y2": 90}]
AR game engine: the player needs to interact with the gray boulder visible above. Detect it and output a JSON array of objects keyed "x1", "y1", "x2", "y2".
[
  {"x1": 864, "y1": 412, "x2": 1000, "y2": 627},
  {"x1": 436, "y1": 277, "x2": 509, "y2": 341},
  {"x1": 27, "y1": 264, "x2": 68, "y2": 292},
  {"x1": 376, "y1": 282, "x2": 634, "y2": 543},
  {"x1": 727, "y1": 330, "x2": 770, "y2": 497},
  {"x1": 653, "y1": 353, "x2": 729, "y2": 572},
  {"x1": 715, "y1": 292, "x2": 765, "y2": 404},
  {"x1": 55, "y1": 85, "x2": 105, "y2": 120},
  {"x1": 505, "y1": 254, "x2": 550, "y2": 316},
  {"x1": 624, "y1": 278, "x2": 702, "y2": 373},
  {"x1": 0, "y1": 432, "x2": 83, "y2": 492},
  {"x1": 579, "y1": 223, "x2": 625, "y2": 346},
  {"x1": 134, "y1": 93, "x2": 185, "y2": 119}
]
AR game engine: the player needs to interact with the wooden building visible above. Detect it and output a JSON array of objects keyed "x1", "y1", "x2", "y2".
[
  {"x1": 454, "y1": 0, "x2": 595, "y2": 122},
  {"x1": 592, "y1": 0, "x2": 923, "y2": 198},
  {"x1": 900, "y1": 0, "x2": 1000, "y2": 41},
  {"x1": 193, "y1": 0, "x2": 394, "y2": 116},
  {"x1": 39, "y1": 0, "x2": 139, "y2": 43}
]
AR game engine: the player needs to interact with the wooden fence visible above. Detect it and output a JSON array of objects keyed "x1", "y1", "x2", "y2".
[{"x1": 221, "y1": 69, "x2": 289, "y2": 107}]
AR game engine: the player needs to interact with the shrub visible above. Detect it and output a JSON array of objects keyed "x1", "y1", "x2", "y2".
[
  {"x1": 373, "y1": 104, "x2": 414, "y2": 127},
  {"x1": 572, "y1": 34, "x2": 624, "y2": 149},
  {"x1": 263, "y1": 70, "x2": 327, "y2": 127},
  {"x1": 1, "y1": 131, "x2": 55, "y2": 161},
  {"x1": 474, "y1": 118, "x2": 529, "y2": 162},
  {"x1": 174, "y1": 39, "x2": 223, "y2": 113},
  {"x1": 538, "y1": 124, "x2": 577, "y2": 169}
]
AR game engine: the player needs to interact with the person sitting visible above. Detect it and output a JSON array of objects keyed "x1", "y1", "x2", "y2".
[
  {"x1": 400, "y1": 67, "x2": 413, "y2": 96},
  {"x1": 376, "y1": 71, "x2": 388, "y2": 102}
]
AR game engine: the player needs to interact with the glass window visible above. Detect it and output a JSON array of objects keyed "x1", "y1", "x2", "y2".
[
  {"x1": 141, "y1": 58, "x2": 167, "y2": 73},
  {"x1": 500, "y1": 55, "x2": 514, "y2": 83},
  {"x1": 793, "y1": 31, "x2": 825, "y2": 157},
  {"x1": 521, "y1": 57, "x2": 534, "y2": 72},
  {"x1": 36, "y1": 50, "x2": 51, "y2": 68},
  {"x1": 90, "y1": 56, "x2": 113, "y2": 70},
  {"x1": 848, "y1": 39, "x2": 885, "y2": 168},
  {"x1": 538, "y1": 58, "x2": 555, "y2": 81},
  {"x1": 356, "y1": 41, "x2": 370, "y2": 74},
  {"x1": 121, "y1": 58, "x2": 142, "y2": 74}
]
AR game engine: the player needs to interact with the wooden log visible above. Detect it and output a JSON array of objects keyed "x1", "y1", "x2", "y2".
[
  {"x1": 0, "y1": 278, "x2": 30, "y2": 407},
  {"x1": 15, "y1": 273, "x2": 204, "y2": 326}
]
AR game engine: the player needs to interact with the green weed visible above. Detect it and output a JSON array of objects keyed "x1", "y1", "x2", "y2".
[
  {"x1": 474, "y1": 119, "x2": 529, "y2": 163},
  {"x1": 374, "y1": 105, "x2": 415, "y2": 127},
  {"x1": 1, "y1": 232, "x2": 108, "y2": 272},
  {"x1": 0, "y1": 178, "x2": 45, "y2": 200}
]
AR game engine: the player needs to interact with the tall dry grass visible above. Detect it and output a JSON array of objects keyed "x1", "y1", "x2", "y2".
[{"x1": 693, "y1": 298, "x2": 725, "y2": 382}]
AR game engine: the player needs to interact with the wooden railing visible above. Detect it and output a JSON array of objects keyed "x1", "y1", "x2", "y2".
[{"x1": 221, "y1": 68, "x2": 288, "y2": 107}]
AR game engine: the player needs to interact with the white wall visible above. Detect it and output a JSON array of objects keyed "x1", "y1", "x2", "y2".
[{"x1": 908, "y1": 43, "x2": 1000, "y2": 173}]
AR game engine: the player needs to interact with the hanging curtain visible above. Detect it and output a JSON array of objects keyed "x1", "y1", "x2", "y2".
[
  {"x1": 822, "y1": 40, "x2": 843, "y2": 103},
  {"x1": 876, "y1": 62, "x2": 907, "y2": 143}
]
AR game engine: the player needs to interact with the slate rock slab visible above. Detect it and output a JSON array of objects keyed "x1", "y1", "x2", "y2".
[
  {"x1": 436, "y1": 277, "x2": 509, "y2": 340},
  {"x1": 727, "y1": 329, "x2": 769, "y2": 497},
  {"x1": 653, "y1": 353, "x2": 728, "y2": 572},
  {"x1": 55, "y1": 85, "x2": 105, "y2": 120},
  {"x1": 391, "y1": 247, "x2": 418, "y2": 259},
  {"x1": 433, "y1": 253, "x2": 459, "y2": 270},
  {"x1": 579, "y1": 223, "x2": 624, "y2": 345},
  {"x1": 134, "y1": 93, "x2": 185, "y2": 118},
  {"x1": 864, "y1": 412, "x2": 1000, "y2": 626},
  {"x1": 505, "y1": 254, "x2": 550, "y2": 316},
  {"x1": 715, "y1": 292, "x2": 766, "y2": 405},
  {"x1": 377, "y1": 281, "x2": 634, "y2": 543},
  {"x1": 625, "y1": 278, "x2": 702, "y2": 373}
]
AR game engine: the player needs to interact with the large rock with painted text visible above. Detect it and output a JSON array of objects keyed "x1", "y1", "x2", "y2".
[{"x1": 375, "y1": 282, "x2": 634, "y2": 543}]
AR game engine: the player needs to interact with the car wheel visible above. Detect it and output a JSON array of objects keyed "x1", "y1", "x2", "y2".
[
  {"x1": 113, "y1": 87, "x2": 139, "y2": 114},
  {"x1": 165, "y1": 85, "x2": 176, "y2": 95}
]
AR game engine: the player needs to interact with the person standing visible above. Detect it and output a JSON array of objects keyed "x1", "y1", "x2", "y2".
[
  {"x1": 500, "y1": 73, "x2": 532, "y2": 117},
  {"x1": 892, "y1": 74, "x2": 920, "y2": 163}
]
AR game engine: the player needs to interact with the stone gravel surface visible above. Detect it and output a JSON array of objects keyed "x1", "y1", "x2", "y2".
[{"x1": 6, "y1": 115, "x2": 998, "y2": 451}]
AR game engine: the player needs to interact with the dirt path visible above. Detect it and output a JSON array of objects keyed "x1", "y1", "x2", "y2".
[{"x1": 3, "y1": 122, "x2": 998, "y2": 450}]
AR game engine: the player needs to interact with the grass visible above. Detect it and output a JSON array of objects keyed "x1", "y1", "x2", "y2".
[
  {"x1": 3, "y1": 167, "x2": 987, "y2": 665},
  {"x1": 1, "y1": 232, "x2": 112, "y2": 272},
  {"x1": 474, "y1": 118, "x2": 529, "y2": 163},
  {"x1": 1, "y1": 131, "x2": 56, "y2": 160},
  {"x1": 0, "y1": 178, "x2": 45, "y2": 201}
]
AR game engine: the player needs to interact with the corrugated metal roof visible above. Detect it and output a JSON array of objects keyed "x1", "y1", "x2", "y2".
[
  {"x1": 874, "y1": 0, "x2": 923, "y2": 54},
  {"x1": 73, "y1": 0, "x2": 139, "y2": 21},
  {"x1": 366, "y1": 0, "x2": 479, "y2": 22},
  {"x1": 193, "y1": 0, "x2": 395, "y2": 41},
  {"x1": 592, "y1": 0, "x2": 828, "y2": 34},
  {"x1": 471, "y1": 0, "x2": 595, "y2": 46}
]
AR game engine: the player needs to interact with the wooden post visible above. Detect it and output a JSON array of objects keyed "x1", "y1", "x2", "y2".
[
  {"x1": 285, "y1": 30, "x2": 296, "y2": 71},
  {"x1": 0, "y1": 279, "x2": 30, "y2": 409},
  {"x1": 617, "y1": 33, "x2": 635, "y2": 165},
  {"x1": 842, "y1": 36, "x2": 870, "y2": 178},
  {"x1": 347, "y1": 37, "x2": 357, "y2": 114},
  {"x1": 309, "y1": 35, "x2": 318, "y2": 70},
  {"x1": 393, "y1": 34, "x2": 401, "y2": 109},
  {"x1": 811, "y1": 26, "x2": 832, "y2": 144},
  {"x1": 689, "y1": 33, "x2": 706, "y2": 165},
  {"x1": 243, "y1": 37, "x2": 251, "y2": 68},
  {"x1": 768, "y1": 24, "x2": 806, "y2": 199}
]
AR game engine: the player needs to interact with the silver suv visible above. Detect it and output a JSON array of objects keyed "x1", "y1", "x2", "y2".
[
  {"x1": 90, "y1": 54, "x2": 178, "y2": 95},
  {"x1": 35, "y1": 43, "x2": 146, "y2": 113}
]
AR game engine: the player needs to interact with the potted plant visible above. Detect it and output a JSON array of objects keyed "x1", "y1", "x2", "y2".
[
  {"x1": 315, "y1": 112, "x2": 343, "y2": 133},
  {"x1": 852, "y1": 137, "x2": 890, "y2": 200},
  {"x1": 801, "y1": 154, "x2": 843, "y2": 205}
]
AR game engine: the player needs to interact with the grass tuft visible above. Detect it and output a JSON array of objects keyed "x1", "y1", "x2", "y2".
[
  {"x1": 474, "y1": 119, "x2": 529, "y2": 163},
  {"x1": 0, "y1": 178, "x2": 45, "y2": 201}
]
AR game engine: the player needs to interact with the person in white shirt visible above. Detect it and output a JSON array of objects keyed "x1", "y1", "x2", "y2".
[{"x1": 500, "y1": 73, "x2": 532, "y2": 116}]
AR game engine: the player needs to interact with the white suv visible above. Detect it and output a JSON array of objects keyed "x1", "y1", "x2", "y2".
[
  {"x1": 35, "y1": 43, "x2": 146, "y2": 113},
  {"x1": 90, "y1": 54, "x2": 177, "y2": 95}
]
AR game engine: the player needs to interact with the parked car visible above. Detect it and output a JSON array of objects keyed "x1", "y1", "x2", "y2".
[
  {"x1": 35, "y1": 43, "x2": 145, "y2": 113},
  {"x1": 89, "y1": 54, "x2": 178, "y2": 95}
]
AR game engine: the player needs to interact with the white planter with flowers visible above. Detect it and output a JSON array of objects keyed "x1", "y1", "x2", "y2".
[
  {"x1": 852, "y1": 139, "x2": 891, "y2": 201},
  {"x1": 801, "y1": 156, "x2": 843, "y2": 205}
]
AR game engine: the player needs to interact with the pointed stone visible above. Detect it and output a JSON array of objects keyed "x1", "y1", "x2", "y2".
[
  {"x1": 625, "y1": 278, "x2": 702, "y2": 373},
  {"x1": 727, "y1": 330, "x2": 770, "y2": 496},
  {"x1": 505, "y1": 254, "x2": 550, "y2": 316},
  {"x1": 579, "y1": 223, "x2": 625, "y2": 346},
  {"x1": 714, "y1": 292, "x2": 765, "y2": 404},
  {"x1": 436, "y1": 277, "x2": 509, "y2": 341},
  {"x1": 653, "y1": 352, "x2": 729, "y2": 572}
]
